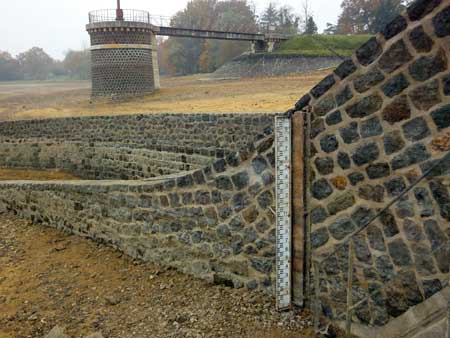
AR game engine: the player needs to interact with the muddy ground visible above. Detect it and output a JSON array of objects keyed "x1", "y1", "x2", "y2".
[{"x1": 0, "y1": 214, "x2": 332, "y2": 338}]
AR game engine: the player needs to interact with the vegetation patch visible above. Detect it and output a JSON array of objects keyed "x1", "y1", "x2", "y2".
[{"x1": 276, "y1": 35, "x2": 372, "y2": 57}]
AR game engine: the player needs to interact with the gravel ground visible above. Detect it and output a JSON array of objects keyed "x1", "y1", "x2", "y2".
[{"x1": 0, "y1": 214, "x2": 332, "y2": 338}]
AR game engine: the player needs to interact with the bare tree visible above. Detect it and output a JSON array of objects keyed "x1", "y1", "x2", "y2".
[{"x1": 301, "y1": 0, "x2": 313, "y2": 33}]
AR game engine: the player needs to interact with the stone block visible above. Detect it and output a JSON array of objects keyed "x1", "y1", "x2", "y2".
[
  {"x1": 382, "y1": 15, "x2": 408, "y2": 39},
  {"x1": 328, "y1": 218, "x2": 356, "y2": 240},
  {"x1": 359, "y1": 184, "x2": 385, "y2": 202},
  {"x1": 320, "y1": 134, "x2": 339, "y2": 153},
  {"x1": 336, "y1": 85, "x2": 354, "y2": 106},
  {"x1": 391, "y1": 143, "x2": 431, "y2": 170},
  {"x1": 348, "y1": 172, "x2": 365, "y2": 186},
  {"x1": 379, "y1": 211, "x2": 400, "y2": 237},
  {"x1": 311, "y1": 178, "x2": 333, "y2": 200},
  {"x1": 366, "y1": 162, "x2": 391, "y2": 179},
  {"x1": 382, "y1": 95, "x2": 411, "y2": 124},
  {"x1": 351, "y1": 141, "x2": 380, "y2": 166},
  {"x1": 409, "y1": 80, "x2": 442, "y2": 110},
  {"x1": 430, "y1": 104, "x2": 450, "y2": 130},
  {"x1": 407, "y1": 0, "x2": 442, "y2": 21},
  {"x1": 388, "y1": 239, "x2": 413, "y2": 267},
  {"x1": 311, "y1": 74, "x2": 336, "y2": 98},
  {"x1": 384, "y1": 176, "x2": 407, "y2": 196},
  {"x1": 382, "y1": 73, "x2": 410, "y2": 98},
  {"x1": 314, "y1": 94, "x2": 336, "y2": 116},
  {"x1": 231, "y1": 171, "x2": 249, "y2": 190},
  {"x1": 402, "y1": 117, "x2": 431, "y2": 141},
  {"x1": 339, "y1": 122, "x2": 360, "y2": 144},
  {"x1": 334, "y1": 59, "x2": 357, "y2": 79},
  {"x1": 351, "y1": 205, "x2": 375, "y2": 227},
  {"x1": 356, "y1": 37, "x2": 383, "y2": 66},
  {"x1": 433, "y1": 5, "x2": 450, "y2": 37},
  {"x1": 325, "y1": 110, "x2": 343, "y2": 126},
  {"x1": 314, "y1": 156, "x2": 334, "y2": 175},
  {"x1": 360, "y1": 117, "x2": 383, "y2": 138},
  {"x1": 409, "y1": 49, "x2": 447, "y2": 82},
  {"x1": 354, "y1": 68, "x2": 385, "y2": 93},
  {"x1": 409, "y1": 26, "x2": 434, "y2": 53},
  {"x1": 337, "y1": 152, "x2": 351, "y2": 170},
  {"x1": 327, "y1": 192, "x2": 356, "y2": 215},
  {"x1": 384, "y1": 131, "x2": 406, "y2": 155},
  {"x1": 378, "y1": 40, "x2": 413, "y2": 73},
  {"x1": 346, "y1": 94, "x2": 383, "y2": 119},
  {"x1": 311, "y1": 227, "x2": 330, "y2": 248}
]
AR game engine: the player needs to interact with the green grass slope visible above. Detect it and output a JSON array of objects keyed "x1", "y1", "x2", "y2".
[{"x1": 276, "y1": 35, "x2": 372, "y2": 57}]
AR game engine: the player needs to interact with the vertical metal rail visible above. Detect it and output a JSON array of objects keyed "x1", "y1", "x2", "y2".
[
  {"x1": 313, "y1": 260, "x2": 320, "y2": 332},
  {"x1": 275, "y1": 116, "x2": 292, "y2": 311},
  {"x1": 346, "y1": 241, "x2": 354, "y2": 337},
  {"x1": 291, "y1": 113, "x2": 306, "y2": 306},
  {"x1": 447, "y1": 257, "x2": 450, "y2": 338}
]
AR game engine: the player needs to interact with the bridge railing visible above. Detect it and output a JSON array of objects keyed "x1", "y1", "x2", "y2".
[{"x1": 88, "y1": 9, "x2": 277, "y2": 35}]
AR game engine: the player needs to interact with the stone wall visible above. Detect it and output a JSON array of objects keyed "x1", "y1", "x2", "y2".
[
  {"x1": 211, "y1": 53, "x2": 344, "y2": 79},
  {"x1": 0, "y1": 126, "x2": 277, "y2": 292},
  {"x1": 86, "y1": 21, "x2": 157, "y2": 97},
  {"x1": 291, "y1": 0, "x2": 450, "y2": 329},
  {"x1": 0, "y1": 113, "x2": 274, "y2": 179}
]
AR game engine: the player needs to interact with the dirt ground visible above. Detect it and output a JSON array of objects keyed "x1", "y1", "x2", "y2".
[
  {"x1": 0, "y1": 70, "x2": 330, "y2": 121},
  {"x1": 0, "y1": 214, "x2": 326, "y2": 338}
]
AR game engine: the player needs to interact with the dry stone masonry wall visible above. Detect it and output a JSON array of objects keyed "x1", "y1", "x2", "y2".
[
  {"x1": 0, "y1": 130, "x2": 277, "y2": 292},
  {"x1": 0, "y1": 114, "x2": 273, "y2": 179},
  {"x1": 292, "y1": 0, "x2": 450, "y2": 328}
]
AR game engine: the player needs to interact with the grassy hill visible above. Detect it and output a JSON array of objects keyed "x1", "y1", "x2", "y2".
[{"x1": 276, "y1": 35, "x2": 372, "y2": 57}]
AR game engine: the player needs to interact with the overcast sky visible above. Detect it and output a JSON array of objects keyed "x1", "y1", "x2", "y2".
[{"x1": 1, "y1": 0, "x2": 342, "y2": 60}]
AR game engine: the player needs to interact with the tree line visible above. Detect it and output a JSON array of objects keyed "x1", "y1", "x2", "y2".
[
  {"x1": 0, "y1": 48, "x2": 90, "y2": 81},
  {"x1": 0, "y1": 0, "x2": 412, "y2": 81},
  {"x1": 159, "y1": 0, "x2": 411, "y2": 75}
]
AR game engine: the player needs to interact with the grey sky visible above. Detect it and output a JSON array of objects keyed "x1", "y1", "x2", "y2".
[{"x1": 1, "y1": 0, "x2": 342, "y2": 60}]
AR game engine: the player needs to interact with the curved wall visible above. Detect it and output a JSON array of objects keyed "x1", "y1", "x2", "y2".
[
  {"x1": 291, "y1": 0, "x2": 450, "y2": 331},
  {"x1": 0, "y1": 121, "x2": 277, "y2": 292},
  {"x1": 0, "y1": 113, "x2": 274, "y2": 179}
]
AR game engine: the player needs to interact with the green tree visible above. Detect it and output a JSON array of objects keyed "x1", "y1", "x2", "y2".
[
  {"x1": 0, "y1": 51, "x2": 22, "y2": 81},
  {"x1": 63, "y1": 50, "x2": 91, "y2": 80},
  {"x1": 260, "y1": 2, "x2": 278, "y2": 32},
  {"x1": 336, "y1": 0, "x2": 407, "y2": 34},
  {"x1": 277, "y1": 6, "x2": 300, "y2": 35},
  {"x1": 323, "y1": 23, "x2": 338, "y2": 35},
  {"x1": 16, "y1": 47, "x2": 54, "y2": 80},
  {"x1": 160, "y1": 0, "x2": 257, "y2": 75},
  {"x1": 304, "y1": 17, "x2": 318, "y2": 35}
]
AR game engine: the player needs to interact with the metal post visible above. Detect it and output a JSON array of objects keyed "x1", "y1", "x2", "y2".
[
  {"x1": 313, "y1": 260, "x2": 320, "y2": 333},
  {"x1": 346, "y1": 241, "x2": 354, "y2": 338},
  {"x1": 116, "y1": 0, "x2": 124, "y2": 21}
]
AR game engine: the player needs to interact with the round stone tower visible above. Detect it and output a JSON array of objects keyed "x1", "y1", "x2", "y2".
[{"x1": 86, "y1": 3, "x2": 160, "y2": 98}]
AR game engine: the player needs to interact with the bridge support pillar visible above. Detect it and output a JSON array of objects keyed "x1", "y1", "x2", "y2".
[
  {"x1": 251, "y1": 40, "x2": 275, "y2": 53},
  {"x1": 150, "y1": 32, "x2": 161, "y2": 90}
]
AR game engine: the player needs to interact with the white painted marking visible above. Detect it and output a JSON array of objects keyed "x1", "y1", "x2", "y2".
[{"x1": 275, "y1": 116, "x2": 292, "y2": 311}]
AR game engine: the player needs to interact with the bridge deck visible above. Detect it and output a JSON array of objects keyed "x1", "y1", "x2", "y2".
[{"x1": 155, "y1": 26, "x2": 266, "y2": 41}]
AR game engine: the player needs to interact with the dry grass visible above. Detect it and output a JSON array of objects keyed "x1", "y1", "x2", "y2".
[
  {"x1": 0, "y1": 70, "x2": 331, "y2": 121},
  {"x1": 0, "y1": 168, "x2": 79, "y2": 181}
]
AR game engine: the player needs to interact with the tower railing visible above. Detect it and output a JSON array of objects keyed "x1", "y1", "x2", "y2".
[{"x1": 88, "y1": 9, "x2": 152, "y2": 24}]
